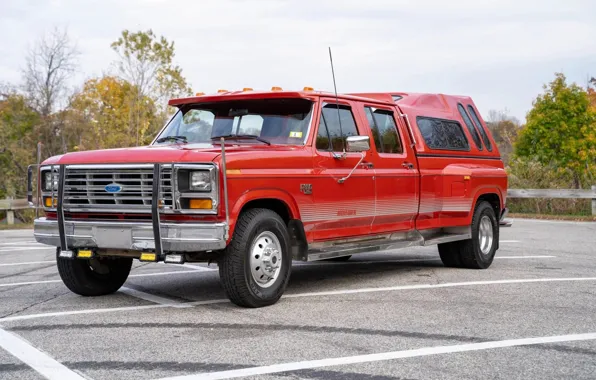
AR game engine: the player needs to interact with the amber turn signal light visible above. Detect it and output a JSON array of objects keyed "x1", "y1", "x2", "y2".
[
  {"x1": 189, "y1": 199, "x2": 213, "y2": 209},
  {"x1": 44, "y1": 197, "x2": 57, "y2": 207}
]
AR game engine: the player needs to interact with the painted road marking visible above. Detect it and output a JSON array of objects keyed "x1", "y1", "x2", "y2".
[
  {"x1": 155, "y1": 332, "x2": 596, "y2": 380},
  {"x1": 120, "y1": 286, "x2": 192, "y2": 308},
  {"x1": 500, "y1": 240, "x2": 520, "y2": 243},
  {"x1": 0, "y1": 247, "x2": 53, "y2": 252},
  {"x1": 0, "y1": 327, "x2": 85, "y2": 380},
  {"x1": 157, "y1": 262, "x2": 216, "y2": 272},
  {"x1": 0, "y1": 269, "x2": 204, "y2": 288},
  {"x1": 496, "y1": 255, "x2": 555, "y2": 259},
  {"x1": 0, "y1": 241, "x2": 39, "y2": 246},
  {"x1": 283, "y1": 277, "x2": 596, "y2": 299},
  {"x1": 0, "y1": 260, "x2": 55, "y2": 267},
  {"x1": 2, "y1": 277, "x2": 596, "y2": 323}
]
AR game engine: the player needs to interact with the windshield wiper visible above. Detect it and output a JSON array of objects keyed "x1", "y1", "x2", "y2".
[
  {"x1": 155, "y1": 135, "x2": 188, "y2": 144},
  {"x1": 211, "y1": 134, "x2": 271, "y2": 145}
]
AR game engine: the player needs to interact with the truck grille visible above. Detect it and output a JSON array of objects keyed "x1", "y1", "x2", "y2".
[{"x1": 63, "y1": 165, "x2": 173, "y2": 212}]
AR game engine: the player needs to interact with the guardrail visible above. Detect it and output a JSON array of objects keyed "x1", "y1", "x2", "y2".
[
  {"x1": 507, "y1": 186, "x2": 596, "y2": 216},
  {"x1": 0, "y1": 199, "x2": 30, "y2": 225},
  {"x1": 2, "y1": 186, "x2": 596, "y2": 224}
]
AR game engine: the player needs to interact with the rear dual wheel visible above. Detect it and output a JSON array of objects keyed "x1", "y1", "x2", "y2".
[{"x1": 438, "y1": 201, "x2": 499, "y2": 269}]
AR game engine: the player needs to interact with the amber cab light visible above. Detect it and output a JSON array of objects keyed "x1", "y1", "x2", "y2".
[
  {"x1": 271, "y1": 86, "x2": 283, "y2": 91},
  {"x1": 217, "y1": 89, "x2": 228, "y2": 93},
  {"x1": 303, "y1": 86, "x2": 314, "y2": 91},
  {"x1": 243, "y1": 87, "x2": 253, "y2": 91},
  {"x1": 189, "y1": 199, "x2": 213, "y2": 209}
]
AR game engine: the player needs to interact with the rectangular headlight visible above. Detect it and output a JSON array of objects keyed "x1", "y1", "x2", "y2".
[
  {"x1": 43, "y1": 172, "x2": 58, "y2": 191},
  {"x1": 189, "y1": 171, "x2": 211, "y2": 191}
]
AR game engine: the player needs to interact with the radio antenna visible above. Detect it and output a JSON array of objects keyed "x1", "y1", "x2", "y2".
[{"x1": 328, "y1": 47, "x2": 345, "y2": 157}]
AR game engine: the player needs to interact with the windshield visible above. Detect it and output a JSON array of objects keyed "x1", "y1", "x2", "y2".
[{"x1": 154, "y1": 98, "x2": 313, "y2": 145}]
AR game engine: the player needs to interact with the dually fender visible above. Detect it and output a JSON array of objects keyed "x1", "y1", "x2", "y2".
[{"x1": 468, "y1": 185, "x2": 505, "y2": 223}]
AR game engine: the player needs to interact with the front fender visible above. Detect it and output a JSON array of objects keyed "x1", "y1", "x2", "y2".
[{"x1": 228, "y1": 188, "x2": 301, "y2": 237}]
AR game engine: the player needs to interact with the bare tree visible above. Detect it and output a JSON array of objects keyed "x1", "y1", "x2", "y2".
[{"x1": 23, "y1": 27, "x2": 79, "y2": 116}]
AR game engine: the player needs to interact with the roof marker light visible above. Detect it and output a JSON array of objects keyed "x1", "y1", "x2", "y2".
[
  {"x1": 271, "y1": 86, "x2": 283, "y2": 91},
  {"x1": 243, "y1": 87, "x2": 253, "y2": 91},
  {"x1": 217, "y1": 89, "x2": 228, "y2": 93},
  {"x1": 195, "y1": 92, "x2": 205, "y2": 96},
  {"x1": 303, "y1": 86, "x2": 314, "y2": 91}
]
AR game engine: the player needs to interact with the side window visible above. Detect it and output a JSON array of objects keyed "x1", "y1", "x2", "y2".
[
  {"x1": 364, "y1": 107, "x2": 403, "y2": 154},
  {"x1": 467, "y1": 105, "x2": 492, "y2": 151},
  {"x1": 316, "y1": 104, "x2": 359, "y2": 151},
  {"x1": 457, "y1": 104, "x2": 483, "y2": 150},
  {"x1": 416, "y1": 117, "x2": 469, "y2": 151}
]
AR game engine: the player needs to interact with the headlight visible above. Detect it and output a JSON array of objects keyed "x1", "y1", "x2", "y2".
[
  {"x1": 44, "y1": 172, "x2": 58, "y2": 191},
  {"x1": 189, "y1": 171, "x2": 211, "y2": 191}
]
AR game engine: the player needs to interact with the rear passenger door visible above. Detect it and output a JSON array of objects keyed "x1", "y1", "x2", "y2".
[
  {"x1": 360, "y1": 105, "x2": 419, "y2": 233},
  {"x1": 311, "y1": 100, "x2": 375, "y2": 240}
]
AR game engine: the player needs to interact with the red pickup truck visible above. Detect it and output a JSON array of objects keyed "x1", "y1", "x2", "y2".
[{"x1": 31, "y1": 88, "x2": 508, "y2": 307}]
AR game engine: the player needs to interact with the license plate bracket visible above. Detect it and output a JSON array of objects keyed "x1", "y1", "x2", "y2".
[{"x1": 94, "y1": 227, "x2": 132, "y2": 249}]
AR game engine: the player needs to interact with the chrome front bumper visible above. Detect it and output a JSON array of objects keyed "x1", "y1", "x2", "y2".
[{"x1": 34, "y1": 218, "x2": 227, "y2": 252}]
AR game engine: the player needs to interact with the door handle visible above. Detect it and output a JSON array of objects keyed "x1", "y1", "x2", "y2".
[
  {"x1": 402, "y1": 162, "x2": 414, "y2": 170},
  {"x1": 359, "y1": 162, "x2": 374, "y2": 169}
]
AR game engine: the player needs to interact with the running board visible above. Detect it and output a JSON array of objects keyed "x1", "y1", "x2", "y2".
[{"x1": 305, "y1": 227, "x2": 471, "y2": 262}]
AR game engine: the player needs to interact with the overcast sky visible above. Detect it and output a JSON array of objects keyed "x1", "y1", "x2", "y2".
[{"x1": 1, "y1": 0, "x2": 595, "y2": 121}]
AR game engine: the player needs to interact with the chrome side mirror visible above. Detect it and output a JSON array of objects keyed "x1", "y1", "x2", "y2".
[{"x1": 345, "y1": 136, "x2": 370, "y2": 152}]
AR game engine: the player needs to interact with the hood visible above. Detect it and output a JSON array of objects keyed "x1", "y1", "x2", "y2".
[{"x1": 41, "y1": 143, "x2": 303, "y2": 165}]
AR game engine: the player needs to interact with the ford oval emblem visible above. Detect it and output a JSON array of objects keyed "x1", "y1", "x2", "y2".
[{"x1": 104, "y1": 183, "x2": 123, "y2": 193}]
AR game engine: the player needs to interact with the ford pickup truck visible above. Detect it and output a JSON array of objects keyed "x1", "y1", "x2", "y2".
[{"x1": 29, "y1": 88, "x2": 508, "y2": 307}]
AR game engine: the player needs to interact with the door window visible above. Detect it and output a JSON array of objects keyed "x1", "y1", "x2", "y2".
[
  {"x1": 364, "y1": 107, "x2": 403, "y2": 154},
  {"x1": 316, "y1": 104, "x2": 359, "y2": 151}
]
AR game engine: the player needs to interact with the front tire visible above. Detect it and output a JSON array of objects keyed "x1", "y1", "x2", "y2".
[
  {"x1": 219, "y1": 208, "x2": 292, "y2": 308},
  {"x1": 438, "y1": 201, "x2": 499, "y2": 269},
  {"x1": 56, "y1": 249, "x2": 132, "y2": 296}
]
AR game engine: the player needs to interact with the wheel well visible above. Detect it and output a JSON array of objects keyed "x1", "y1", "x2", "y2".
[
  {"x1": 240, "y1": 198, "x2": 291, "y2": 224},
  {"x1": 239, "y1": 198, "x2": 307, "y2": 260},
  {"x1": 477, "y1": 193, "x2": 501, "y2": 218}
]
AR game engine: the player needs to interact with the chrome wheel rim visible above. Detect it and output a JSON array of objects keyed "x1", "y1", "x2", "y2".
[
  {"x1": 479, "y1": 215, "x2": 494, "y2": 255},
  {"x1": 249, "y1": 231, "x2": 282, "y2": 288}
]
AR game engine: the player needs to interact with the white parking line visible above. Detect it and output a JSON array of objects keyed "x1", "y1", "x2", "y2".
[
  {"x1": 496, "y1": 256, "x2": 555, "y2": 259},
  {"x1": 1, "y1": 276, "x2": 595, "y2": 323},
  {"x1": 500, "y1": 240, "x2": 520, "y2": 243},
  {"x1": 155, "y1": 332, "x2": 596, "y2": 380},
  {"x1": 0, "y1": 269, "x2": 206, "y2": 288},
  {"x1": 283, "y1": 277, "x2": 596, "y2": 299},
  {"x1": 0, "y1": 260, "x2": 55, "y2": 267},
  {"x1": 0, "y1": 247, "x2": 53, "y2": 252},
  {"x1": 0, "y1": 241, "x2": 39, "y2": 246},
  {"x1": 0, "y1": 327, "x2": 85, "y2": 380},
  {"x1": 120, "y1": 287, "x2": 193, "y2": 308}
]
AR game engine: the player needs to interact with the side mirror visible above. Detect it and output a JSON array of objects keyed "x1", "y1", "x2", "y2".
[{"x1": 346, "y1": 136, "x2": 370, "y2": 152}]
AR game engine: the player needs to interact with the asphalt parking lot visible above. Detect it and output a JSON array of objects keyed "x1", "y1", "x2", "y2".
[{"x1": 1, "y1": 218, "x2": 595, "y2": 380}]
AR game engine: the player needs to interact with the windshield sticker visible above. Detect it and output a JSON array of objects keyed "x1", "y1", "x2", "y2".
[{"x1": 289, "y1": 131, "x2": 303, "y2": 138}]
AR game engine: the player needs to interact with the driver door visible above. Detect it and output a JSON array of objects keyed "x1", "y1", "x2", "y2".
[{"x1": 311, "y1": 100, "x2": 375, "y2": 241}]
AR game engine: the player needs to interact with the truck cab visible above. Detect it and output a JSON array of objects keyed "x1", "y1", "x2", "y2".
[{"x1": 31, "y1": 88, "x2": 508, "y2": 307}]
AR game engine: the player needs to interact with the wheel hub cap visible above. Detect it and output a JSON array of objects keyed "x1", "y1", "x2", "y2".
[
  {"x1": 479, "y1": 215, "x2": 494, "y2": 255},
  {"x1": 250, "y1": 231, "x2": 282, "y2": 288}
]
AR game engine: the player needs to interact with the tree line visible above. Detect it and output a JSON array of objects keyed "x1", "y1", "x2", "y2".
[
  {"x1": 1, "y1": 29, "x2": 595, "y2": 216},
  {"x1": 0, "y1": 28, "x2": 191, "y2": 200}
]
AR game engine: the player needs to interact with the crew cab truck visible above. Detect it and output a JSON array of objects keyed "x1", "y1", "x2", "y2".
[{"x1": 30, "y1": 88, "x2": 508, "y2": 308}]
